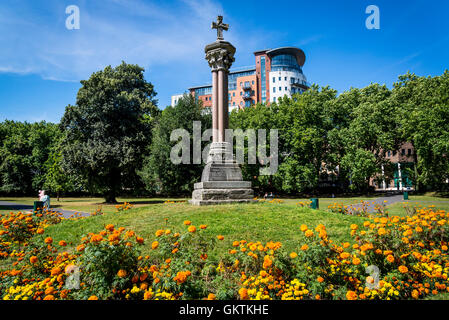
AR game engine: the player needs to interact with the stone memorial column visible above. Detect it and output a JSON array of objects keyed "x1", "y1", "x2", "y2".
[{"x1": 190, "y1": 16, "x2": 254, "y2": 206}]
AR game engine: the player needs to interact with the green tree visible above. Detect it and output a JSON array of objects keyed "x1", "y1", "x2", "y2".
[
  {"x1": 396, "y1": 71, "x2": 449, "y2": 190},
  {"x1": 139, "y1": 94, "x2": 211, "y2": 195},
  {"x1": 60, "y1": 62, "x2": 158, "y2": 203},
  {"x1": 0, "y1": 121, "x2": 60, "y2": 195}
]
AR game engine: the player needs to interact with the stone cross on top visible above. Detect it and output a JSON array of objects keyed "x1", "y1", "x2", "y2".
[{"x1": 211, "y1": 15, "x2": 228, "y2": 41}]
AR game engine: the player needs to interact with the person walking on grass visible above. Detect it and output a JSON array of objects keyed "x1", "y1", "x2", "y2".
[{"x1": 38, "y1": 190, "x2": 50, "y2": 210}]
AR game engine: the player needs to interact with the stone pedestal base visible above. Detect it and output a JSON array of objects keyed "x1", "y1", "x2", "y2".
[
  {"x1": 190, "y1": 142, "x2": 254, "y2": 206},
  {"x1": 189, "y1": 181, "x2": 254, "y2": 206}
]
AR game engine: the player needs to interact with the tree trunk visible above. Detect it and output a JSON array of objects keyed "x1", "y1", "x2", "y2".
[{"x1": 104, "y1": 189, "x2": 118, "y2": 204}]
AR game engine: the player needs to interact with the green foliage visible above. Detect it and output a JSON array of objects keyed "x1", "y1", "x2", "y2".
[
  {"x1": 139, "y1": 94, "x2": 211, "y2": 195},
  {"x1": 0, "y1": 121, "x2": 61, "y2": 195},
  {"x1": 60, "y1": 62, "x2": 158, "y2": 202}
]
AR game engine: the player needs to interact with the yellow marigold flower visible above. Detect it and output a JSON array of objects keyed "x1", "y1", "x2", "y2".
[
  {"x1": 152, "y1": 241, "x2": 159, "y2": 250},
  {"x1": 305, "y1": 230, "x2": 314, "y2": 238},
  {"x1": 290, "y1": 252, "x2": 298, "y2": 259},
  {"x1": 155, "y1": 230, "x2": 164, "y2": 237},
  {"x1": 300, "y1": 224, "x2": 308, "y2": 232},
  {"x1": 378, "y1": 228, "x2": 386, "y2": 236},
  {"x1": 352, "y1": 258, "x2": 361, "y2": 265},
  {"x1": 188, "y1": 225, "x2": 196, "y2": 233},
  {"x1": 386, "y1": 255, "x2": 395, "y2": 263}
]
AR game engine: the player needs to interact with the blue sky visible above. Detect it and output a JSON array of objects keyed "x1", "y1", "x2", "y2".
[{"x1": 0, "y1": 0, "x2": 448, "y2": 123}]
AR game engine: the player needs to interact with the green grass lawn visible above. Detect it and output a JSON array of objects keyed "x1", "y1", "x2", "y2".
[{"x1": 32, "y1": 202, "x2": 366, "y2": 261}]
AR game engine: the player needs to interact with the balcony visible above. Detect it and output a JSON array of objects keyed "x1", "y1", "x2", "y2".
[
  {"x1": 242, "y1": 82, "x2": 252, "y2": 90},
  {"x1": 243, "y1": 92, "x2": 252, "y2": 100}
]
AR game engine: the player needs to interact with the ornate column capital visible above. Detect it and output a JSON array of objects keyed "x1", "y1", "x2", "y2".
[{"x1": 205, "y1": 41, "x2": 236, "y2": 72}]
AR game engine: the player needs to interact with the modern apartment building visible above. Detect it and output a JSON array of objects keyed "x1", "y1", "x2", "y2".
[{"x1": 172, "y1": 47, "x2": 309, "y2": 110}]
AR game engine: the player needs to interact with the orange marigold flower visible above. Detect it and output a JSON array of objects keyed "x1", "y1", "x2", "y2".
[
  {"x1": 117, "y1": 269, "x2": 127, "y2": 278},
  {"x1": 43, "y1": 295, "x2": 55, "y2": 300},
  {"x1": 290, "y1": 252, "x2": 298, "y2": 259},
  {"x1": 88, "y1": 295, "x2": 99, "y2": 300},
  {"x1": 305, "y1": 230, "x2": 314, "y2": 237},
  {"x1": 239, "y1": 287, "x2": 249, "y2": 300},
  {"x1": 155, "y1": 230, "x2": 164, "y2": 237},
  {"x1": 51, "y1": 267, "x2": 62, "y2": 276},
  {"x1": 398, "y1": 265, "x2": 408, "y2": 273},
  {"x1": 200, "y1": 224, "x2": 207, "y2": 229},
  {"x1": 378, "y1": 228, "x2": 387, "y2": 236},
  {"x1": 36, "y1": 228, "x2": 44, "y2": 234},
  {"x1": 152, "y1": 241, "x2": 159, "y2": 250},
  {"x1": 58, "y1": 240, "x2": 67, "y2": 247},
  {"x1": 346, "y1": 290, "x2": 358, "y2": 300},
  {"x1": 44, "y1": 237, "x2": 53, "y2": 244},
  {"x1": 317, "y1": 276, "x2": 324, "y2": 283},
  {"x1": 76, "y1": 244, "x2": 85, "y2": 252},
  {"x1": 30, "y1": 256, "x2": 38, "y2": 264},
  {"x1": 300, "y1": 224, "x2": 308, "y2": 232},
  {"x1": 184, "y1": 220, "x2": 191, "y2": 225},
  {"x1": 352, "y1": 258, "x2": 361, "y2": 265},
  {"x1": 301, "y1": 244, "x2": 309, "y2": 251},
  {"x1": 217, "y1": 235, "x2": 224, "y2": 240},
  {"x1": 188, "y1": 225, "x2": 196, "y2": 233},
  {"x1": 386, "y1": 255, "x2": 395, "y2": 263},
  {"x1": 172, "y1": 248, "x2": 179, "y2": 254},
  {"x1": 232, "y1": 241, "x2": 240, "y2": 247},
  {"x1": 105, "y1": 224, "x2": 114, "y2": 231},
  {"x1": 206, "y1": 293, "x2": 216, "y2": 300},
  {"x1": 136, "y1": 237, "x2": 144, "y2": 244}
]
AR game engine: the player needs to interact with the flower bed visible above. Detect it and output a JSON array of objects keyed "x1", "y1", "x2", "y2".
[{"x1": 1, "y1": 206, "x2": 449, "y2": 300}]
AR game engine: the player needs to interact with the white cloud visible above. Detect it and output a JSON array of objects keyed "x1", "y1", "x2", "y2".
[{"x1": 0, "y1": 0, "x2": 229, "y2": 81}]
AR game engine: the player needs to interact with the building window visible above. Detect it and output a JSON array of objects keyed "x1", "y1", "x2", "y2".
[
  {"x1": 273, "y1": 77, "x2": 275, "y2": 83},
  {"x1": 240, "y1": 91, "x2": 242, "y2": 96},
  {"x1": 388, "y1": 151, "x2": 391, "y2": 157},
  {"x1": 233, "y1": 102, "x2": 235, "y2": 105},
  {"x1": 285, "y1": 87, "x2": 287, "y2": 91},
  {"x1": 273, "y1": 87, "x2": 276, "y2": 93},
  {"x1": 284, "y1": 77, "x2": 287, "y2": 81},
  {"x1": 252, "y1": 80, "x2": 254, "y2": 84},
  {"x1": 279, "y1": 87, "x2": 281, "y2": 91},
  {"x1": 273, "y1": 97, "x2": 276, "y2": 102},
  {"x1": 401, "y1": 149, "x2": 405, "y2": 155},
  {"x1": 233, "y1": 92, "x2": 235, "y2": 97},
  {"x1": 278, "y1": 77, "x2": 281, "y2": 81},
  {"x1": 408, "y1": 149, "x2": 412, "y2": 156}
]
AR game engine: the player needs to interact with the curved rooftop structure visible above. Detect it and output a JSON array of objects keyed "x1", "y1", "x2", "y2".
[{"x1": 266, "y1": 47, "x2": 306, "y2": 67}]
